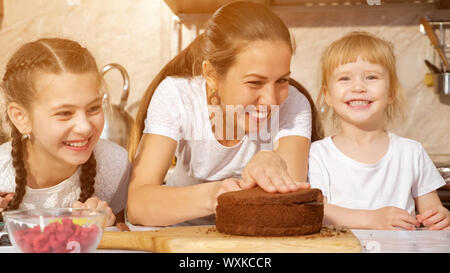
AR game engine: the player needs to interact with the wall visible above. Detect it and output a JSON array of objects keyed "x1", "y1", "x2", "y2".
[
  {"x1": 0, "y1": 0, "x2": 173, "y2": 122},
  {"x1": 0, "y1": 0, "x2": 449, "y2": 162}
]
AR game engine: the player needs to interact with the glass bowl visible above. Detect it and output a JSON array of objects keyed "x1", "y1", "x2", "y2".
[{"x1": 2, "y1": 208, "x2": 106, "y2": 253}]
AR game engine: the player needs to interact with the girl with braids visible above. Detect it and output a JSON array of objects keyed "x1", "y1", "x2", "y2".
[
  {"x1": 127, "y1": 1, "x2": 323, "y2": 226},
  {"x1": 0, "y1": 38, "x2": 130, "y2": 226}
]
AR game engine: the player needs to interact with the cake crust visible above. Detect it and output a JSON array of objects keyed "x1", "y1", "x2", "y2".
[{"x1": 217, "y1": 187, "x2": 323, "y2": 205}]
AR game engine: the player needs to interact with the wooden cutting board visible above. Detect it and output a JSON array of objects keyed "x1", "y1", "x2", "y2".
[{"x1": 98, "y1": 225, "x2": 362, "y2": 253}]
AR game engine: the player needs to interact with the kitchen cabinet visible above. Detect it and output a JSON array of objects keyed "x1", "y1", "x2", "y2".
[
  {"x1": 163, "y1": 0, "x2": 449, "y2": 15},
  {"x1": 163, "y1": 0, "x2": 449, "y2": 54}
]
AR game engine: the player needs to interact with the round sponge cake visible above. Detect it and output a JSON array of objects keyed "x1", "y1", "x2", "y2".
[{"x1": 216, "y1": 187, "x2": 324, "y2": 236}]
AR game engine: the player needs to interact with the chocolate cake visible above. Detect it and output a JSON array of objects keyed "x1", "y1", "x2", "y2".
[{"x1": 216, "y1": 187, "x2": 324, "y2": 236}]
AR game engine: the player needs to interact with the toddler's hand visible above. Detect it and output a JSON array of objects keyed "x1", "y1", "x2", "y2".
[
  {"x1": 416, "y1": 206, "x2": 450, "y2": 230},
  {"x1": 0, "y1": 193, "x2": 14, "y2": 213},
  {"x1": 242, "y1": 151, "x2": 310, "y2": 193},
  {"x1": 72, "y1": 197, "x2": 115, "y2": 227},
  {"x1": 371, "y1": 206, "x2": 420, "y2": 230}
]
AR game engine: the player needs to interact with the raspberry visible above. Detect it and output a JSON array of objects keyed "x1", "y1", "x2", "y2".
[
  {"x1": 14, "y1": 219, "x2": 99, "y2": 253},
  {"x1": 32, "y1": 233, "x2": 48, "y2": 252},
  {"x1": 44, "y1": 222, "x2": 58, "y2": 234}
]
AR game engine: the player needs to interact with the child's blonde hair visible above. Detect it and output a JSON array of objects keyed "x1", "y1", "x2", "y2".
[
  {"x1": 1, "y1": 38, "x2": 101, "y2": 211},
  {"x1": 318, "y1": 31, "x2": 404, "y2": 130}
]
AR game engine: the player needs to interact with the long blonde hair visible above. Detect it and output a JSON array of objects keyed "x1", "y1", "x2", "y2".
[
  {"x1": 129, "y1": 1, "x2": 323, "y2": 160},
  {"x1": 318, "y1": 31, "x2": 404, "y2": 129}
]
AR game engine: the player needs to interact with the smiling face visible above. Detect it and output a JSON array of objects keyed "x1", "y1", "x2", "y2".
[
  {"x1": 324, "y1": 56, "x2": 392, "y2": 130},
  {"x1": 28, "y1": 72, "x2": 104, "y2": 167},
  {"x1": 206, "y1": 40, "x2": 292, "y2": 138}
]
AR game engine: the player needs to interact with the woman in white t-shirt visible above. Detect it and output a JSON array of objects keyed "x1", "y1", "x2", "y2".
[
  {"x1": 127, "y1": 2, "x2": 323, "y2": 226},
  {"x1": 309, "y1": 31, "x2": 449, "y2": 230}
]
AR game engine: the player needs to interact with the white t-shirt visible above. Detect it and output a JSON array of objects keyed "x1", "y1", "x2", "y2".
[
  {"x1": 0, "y1": 139, "x2": 131, "y2": 214},
  {"x1": 144, "y1": 76, "x2": 312, "y2": 224},
  {"x1": 308, "y1": 132, "x2": 445, "y2": 215}
]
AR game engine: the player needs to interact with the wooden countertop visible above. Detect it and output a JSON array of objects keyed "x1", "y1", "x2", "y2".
[{"x1": 1, "y1": 223, "x2": 449, "y2": 253}]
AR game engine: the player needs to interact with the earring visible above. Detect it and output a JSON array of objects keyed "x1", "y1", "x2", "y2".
[
  {"x1": 21, "y1": 134, "x2": 31, "y2": 141},
  {"x1": 208, "y1": 88, "x2": 221, "y2": 105}
]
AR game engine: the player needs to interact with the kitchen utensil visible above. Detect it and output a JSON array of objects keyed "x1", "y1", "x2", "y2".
[
  {"x1": 98, "y1": 225, "x2": 362, "y2": 253},
  {"x1": 100, "y1": 63, "x2": 134, "y2": 148},
  {"x1": 436, "y1": 164, "x2": 450, "y2": 184},
  {"x1": 420, "y1": 17, "x2": 450, "y2": 72},
  {"x1": 425, "y1": 59, "x2": 441, "y2": 73},
  {"x1": 2, "y1": 208, "x2": 106, "y2": 253},
  {"x1": 432, "y1": 73, "x2": 450, "y2": 95}
]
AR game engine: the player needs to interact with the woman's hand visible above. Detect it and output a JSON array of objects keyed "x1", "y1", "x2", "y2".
[
  {"x1": 416, "y1": 206, "x2": 450, "y2": 230},
  {"x1": 72, "y1": 197, "x2": 115, "y2": 227},
  {"x1": 0, "y1": 193, "x2": 14, "y2": 213},
  {"x1": 241, "y1": 150, "x2": 310, "y2": 193},
  {"x1": 370, "y1": 206, "x2": 420, "y2": 230},
  {"x1": 210, "y1": 178, "x2": 248, "y2": 213}
]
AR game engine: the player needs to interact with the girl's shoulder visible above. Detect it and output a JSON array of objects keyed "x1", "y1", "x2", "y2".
[
  {"x1": 0, "y1": 141, "x2": 12, "y2": 167},
  {"x1": 0, "y1": 142, "x2": 15, "y2": 191},
  {"x1": 93, "y1": 139, "x2": 129, "y2": 168},
  {"x1": 310, "y1": 137, "x2": 331, "y2": 151},
  {"x1": 0, "y1": 141, "x2": 12, "y2": 157},
  {"x1": 388, "y1": 132, "x2": 424, "y2": 152},
  {"x1": 308, "y1": 137, "x2": 335, "y2": 162},
  {"x1": 92, "y1": 139, "x2": 130, "y2": 203}
]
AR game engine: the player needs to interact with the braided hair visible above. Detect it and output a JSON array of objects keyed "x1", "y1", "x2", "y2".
[{"x1": 1, "y1": 38, "x2": 101, "y2": 210}]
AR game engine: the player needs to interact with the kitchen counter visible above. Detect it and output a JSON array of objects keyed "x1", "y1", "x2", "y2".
[
  {"x1": 2, "y1": 224, "x2": 448, "y2": 253},
  {"x1": 351, "y1": 228, "x2": 450, "y2": 252}
]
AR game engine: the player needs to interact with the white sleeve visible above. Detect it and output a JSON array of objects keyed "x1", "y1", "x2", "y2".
[
  {"x1": 0, "y1": 142, "x2": 16, "y2": 193},
  {"x1": 273, "y1": 86, "x2": 312, "y2": 144},
  {"x1": 93, "y1": 140, "x2": 131, "y2": 215},
  {"x1": 108, "y1": 160, "x2": 131, "y2": 214},
  {"x1": 307, "y1": 144, "x2": 330, "y2": 200},
  {"x1": 143, "y1": 78, "x2": 182, "y2": 142},
  {"x1": 412, "y1": 144, "x2": 446, "y2": 198}
]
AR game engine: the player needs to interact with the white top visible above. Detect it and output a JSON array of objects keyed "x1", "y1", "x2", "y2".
[
  {"x1": 144, "y1": 76, "x2": 312, "y2": 225},
  {"x1": 0, "y1": 139, "x2": 131, "y2": 214},
  {"x1": 308, "y1": 132, "x2": 446, "y2": 215}
]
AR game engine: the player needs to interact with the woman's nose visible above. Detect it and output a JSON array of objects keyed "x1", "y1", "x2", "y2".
[{"x1": 259, "y1": 84, "x2": 278, "y2": 106}]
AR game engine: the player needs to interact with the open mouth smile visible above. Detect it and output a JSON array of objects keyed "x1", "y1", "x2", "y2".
[
  {"x1": 346, "y1": 99, "x2": 372, "y2": 108},
  {"x1": 62, "y1": 138, "x2": 90, "y2": 151},
  {"x1": 248, "y1": 109, "x2": 271, "y2": 122}
]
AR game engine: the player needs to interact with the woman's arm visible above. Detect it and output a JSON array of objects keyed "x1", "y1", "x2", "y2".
[
  {"x1": 274, "y1": 135, "x2": 310, "y2": 182},
  {"x1": 126, "y1": 134, "x2": 244, "y2": 226},
  {"x1": 241, "y1": 135, "x2": 311, "y2": 193}
]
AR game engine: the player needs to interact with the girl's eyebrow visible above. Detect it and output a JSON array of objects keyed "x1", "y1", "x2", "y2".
[
  {"x1": 365, "y1": 70, "x2": 384, "y2": 74},
  {"x1": 50, "y1": 97, "x2": 103, "y2": 110}
]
